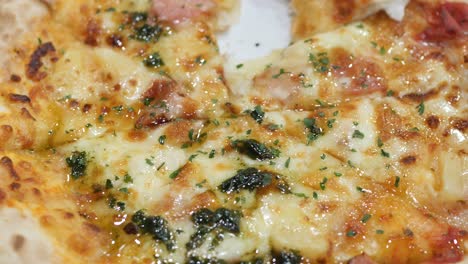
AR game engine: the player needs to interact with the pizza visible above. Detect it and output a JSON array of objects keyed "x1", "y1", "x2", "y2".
[{"x1": 0, "y1": 0, "x2": 466, "y2": 263}]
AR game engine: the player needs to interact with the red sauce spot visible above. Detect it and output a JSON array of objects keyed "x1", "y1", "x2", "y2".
[{"x1": 417, "y1": 2, "x2": 468, "y2": 42}]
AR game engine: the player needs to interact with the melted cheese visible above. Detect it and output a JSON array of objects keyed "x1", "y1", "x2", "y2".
[{"x1": 0, "y1": 0, "x2": 466, "y2": 263}]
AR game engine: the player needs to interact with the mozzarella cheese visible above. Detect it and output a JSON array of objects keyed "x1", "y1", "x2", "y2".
[{"x1": 0, "y1": 0, "x2": 466, "y2": 263}]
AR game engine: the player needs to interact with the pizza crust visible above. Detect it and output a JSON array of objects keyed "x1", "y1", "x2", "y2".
[
  {"x1": 0, "y1": 0, "x2": 50, "y2": 82},
  {"x1": 0, "y1": 207, "x2": 53, "y2": 264}
]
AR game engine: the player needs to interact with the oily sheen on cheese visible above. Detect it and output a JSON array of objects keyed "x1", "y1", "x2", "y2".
[{"x1": 0, "y1": 0, "x2": 466, "y2": 263}]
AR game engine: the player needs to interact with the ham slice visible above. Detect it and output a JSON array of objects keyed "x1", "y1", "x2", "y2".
[{"x1": 151, "y1": 0, "x2": 216, "y2": 23}]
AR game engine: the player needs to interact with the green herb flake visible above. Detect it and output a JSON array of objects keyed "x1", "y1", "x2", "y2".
[
  {"x1": 143, "y1": 52, "x2": 165, "y2": 68},
  {"x1": 188, "y1": 154, "x2": 198, "y2": 162},
  {"x1": 272, "y1": 68, "x2": 288, "y2": 78},
  {"x1": 66, "y1": 151, "x2": 88, "y2": 180},
  {"x1": 293, "y1": 192, "x2": 309, "y2": 199},
  {"x1": 159, "y1": 135, "x2": 166, "y2": 145},
  {"x1": 209, "y1": 149, "x2": 216, "y2": 159},
  {"x1": 334, "y1": 172, "x2": 342, "y2": 177},
  {"x1": 416, "y1": 102, "x2": 425, "y2": 115},
  {"x1": 236, "y1": 64, "x2": 244, "y2": 69},
  {"x1": 285, "y1": 157, "x2": 291, "y2": 168},
  {"x1": 394, "y1": 176, "x2": 400, "y2": 188},
  {"x1": 123, "y1": 173, "x2": 133, "y2": 183},
  {"x1": 376, "y1": 229, "x2": 385, "y2": 234},
  {"x1": 157, "y1": 162, "x2": 165, "y2": 171},
  {"x1": 105, "y1": 179, "x2": 113, "y2": 189},
  {"x1": 250, "y1": 105, "x2": 265, "y2": 124},
  {"x1": 169, "y1": 167, "x2": 183, "y2": 179},
  {"x1": 319, "y1": 177, "x2": 328, "y2": 190},
  {"x1": 361, "y1": 214, "x2": 372, "y2": 223},
  {"x1": 195, "y1": 179, "x2": 207, "y2": 188},
  {"x1": 145, "y1": 158, "x2": 154, "y2": 166},
  {"x1": 380, "y1": 149, "x2": 390, "y2": 158},
  {"x1": 352, "y1": 130, "x2": 365, "y2": 139},
  {"x1": 377, "y1": 137, "x2": 384, "y2": 147},
  {"x1": 347, "y1": 230, "x2": 357, "y2": 237}
]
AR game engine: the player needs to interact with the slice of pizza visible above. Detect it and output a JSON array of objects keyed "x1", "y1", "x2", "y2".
[
  {"x1": 1, "y1": 104, "x2": 465, "y2": 262},
  {"x1": 227, "y1": 0, "x2": 467, "y2": 113},
  {"x1": 0, "y1": 0, "x2": 236, "y2": 150},
  {"x1": 0, "y1": 0, "x2": 466, "y2": 263},
  {"x1": 290, "y1": 0, "x2": 410, "y2": 40}
]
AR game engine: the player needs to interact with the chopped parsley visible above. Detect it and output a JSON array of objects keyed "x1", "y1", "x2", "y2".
[
  {"x1": 105, "y1": 179, "x2": 113, "y2": 189},
  {"x1": 249, "y1": 105, "x2": 265, "y2": 124},
  {"x1": 309, "y1": 52, "x2": 329, "y2": 73},
  {"x1": 132, "y1": 23, "x2": 162, "y2": 42},
  {"x1": 380, "y1": 149, "x2": 390, "y2": 158},
  {"x1": 272, "y1": 68, "x2": 289, "y2": 78},
  {"x1": 416, "y1": 102, "x2": 425, "y2": 115},
  {"x1": 143, "y1": 52, "x2": 165, "y2": 68},
  {"x1": 169, "y1": 167, "x2": 183, "y2": 179},
  {"x1": 352, "y1": 130, "x2": 365, "y2": 139},
  {"x1": 285, "y1": 157, "x2": 291, "y2": 168},
  {"x1": 218, "y1": 168, "x2": 273, "y2": 194},
  {"x1": 395, "y1": 176, "x2": 401, "y2": 188},
  {"x1": 187, "y1": 208, "x2": 242, "y2": 250},
  {"x1": 232, "y1": 139, "x2": 279, "y2": 160},
  {"x1": 65, "y1": 151, "x2": 88, "y2": 180},
  {"x1": 123, "y1": 173, "x2": 133, "y2": 183},
  {"x1": 361, "y1": 214, "x2": 372, "y2": 223},
  {"x1": 130, "y1": 210, "x2": 175, "y2": 251},
  {"x1": 145, "y1": 158, "x2": 154, "y2": 166},
  {"x1": 377, "y1": 137, "x2": 384, "y2": 147},
  {"x1": 304, "y1": 118, "x2": 323, "y2": 142},
  {"x1": 158, "y1": 135, "x2": 166, "y2": 145},
  {"x1": 319, "y1": 177, "x2": 328, "y2": 190},
  {"x1": 346, "y1": 230, "x2": 357, "y2": 237},
  {"x1": 209, "y1": 149, "x2": 216, "y2": 159}
]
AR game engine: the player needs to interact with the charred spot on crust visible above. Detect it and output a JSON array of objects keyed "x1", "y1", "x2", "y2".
[
  {"x1": 451, "y1": 118, "x2": 467, "y2": 132},
  {"x1": 400, "y1": 155, "x2": 417, "y2": 165},
  {"x1": 333, "y1": 0, "x2": 356, "y2": 23},
  {"x1": 82, "y1": 104, "x2": 92, "y2": 113},
  {"x1": 106, "y1": 34, "x2": 125, "y2": 48},
  {"x1": 0, "y1": 188, "x2": 6, "y2": 203},
  {"x1": 11, "y1": 234, "x2": 25, "y2": 251},
  {"x1": 9, "y1": 182, "x2": 21, "y2": 191},
  {"x1": 8, "y1": 94, "x2": 31, "y2": 104},
  {"x1": 26, "y1": 42, "x2": 56, "y2": 81},
  {"x1": 0, "y1": 156, "x2": 20, "y2": 180},
  {"x1": 135, "y1": 113, "x2": 170, "y2": 129},
  {"x1": 402, "y1": 89, "x2": 439, "y2": 102},
  {"x1": 10, "y1": 74, "x2": 21, "y2": 82},
  {"x1": 143, "y1": 79, "x2": 176, "y2": 103},
  {"x1": 425, "y1": 115, "x2": 440, "y2": 129},
  {"x1": 20, "y1": 108, "x2": 36, "y2": 121},
  {"x1": 84, "y1": 19, "x2": 101, "y2": 46}
]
